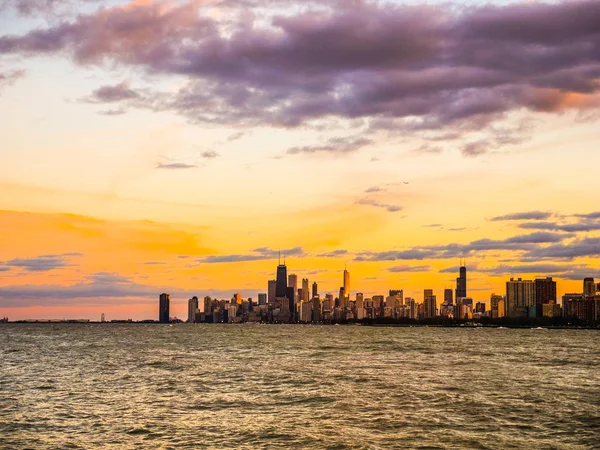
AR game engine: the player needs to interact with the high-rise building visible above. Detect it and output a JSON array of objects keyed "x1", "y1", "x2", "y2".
[
  {"x1": 302, "y1": 278, "x2": 310, "y2": 302},
  {"x1": 232, "y1": 293, "x2": 242, "y2": 304},
  {"x1": 444, "y1": 289, "x2": 453, "y2": 305},
  {"x1": 268, "y1": 279, "x2": 277, "y2": 304},
  {"x1": 424, "y1": 290, "x2": 437, "y2": 319},
  {"x1": 490, "y1": 293, "x2": 504, "y2": 318},
  {"x1": 583, "y1": 278, "x2": 596, "y2": 298},
  {"x1": 312, "y1": 297, "x2": 321, "y2": 322},
  {"x1": 285, "y1": 287, "x2": 296, "y2": 322},
  {"x1": 288, "y1": 274, "x2": 298, "y2": 299},
  {"x1": 506, "y1": 278, "x2": 535, "y2": 317},
  {"x1": 188, "y1": 296, "x2": 198, "y2": 323},
  {"x1": 276, "y1": 259, "x2": 288, "y2": 298},
  {"x1": 203, "y1": 296, "x2": 212, "y2": 314},
  {"x1": 456, "y1": 263, "x2": 467, "y2": 300},
  {"x1": 258, "y1": 293, "x2": 267, "y2": 306},
  {"x1": 343, "y1": 267, "x2": 350, "y2": 299},
  {"x1": 312, "y1": 282, "x2": 318, "y2": 299},
  {"x1": 535, "y1": 277, "x2": 556, "y2": 318},
  {"x1": 389, "y1": 290, "x2": 404, "y2": 303},
  {"x1": 159, "y1": 293, "x2": 170, "y2": 323}
]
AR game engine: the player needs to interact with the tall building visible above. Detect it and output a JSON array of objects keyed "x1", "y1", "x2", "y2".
[
  {"x1": 444, "y1": 289, "x2": 453, "y2": 305},
  {"x1": 302, "y1": 278, "x2": 310, "y2": 302},
  {"x1": 343, "y1": 267, "x2": 350, "y2": 299},
  {"x1": 159, "y1": 293, "x2": 170, "y2": 323},
  {"x1": 583, "y1": 278, "x2": 596, "y2": 298},
  {"x1": 276, "y1": 258, "x2": 288, "y2": 298},
  {"x1": 288, "y1": 274, "x2": 298, "y2": 299},
  {"x1": 389, "y1": 290, "x2": 404, "y2": 303},
  {"x1": 424, "y1": 289, "x2": 436, "y2": 319},
  {"x1": 258, "y1": 293, "x2": 267, "y2": 306},
  {"x1": 506, "y1": 278, "x2": 535, "y2": 317},
  {"x1": 312, "y1": 282, "x2": 318, "y2": 298},
  {"x1": 188, "y1": 296, "x2": 198, "y2": 323},
  {"x1": 203, "y1": 296, "x2": 213, "y2": 314},
  {"x1": 490, "y1": 293, "x2": 504, "y2": 318},
  {"x1": 535, "y1": 277, "x2": 557, "y2": 318},
  {"x1": 268, "y1": 279, "x2": 277, "y2": 304},
  {"x1": 285, "y1": 287, "x2": 296, "y2": 322},
  {"x1": 456, "y1": 262, "x2": 467, "y2": 300},
  {"x1": 232, "y1": 293, "x2": 242, "y2": 304}
]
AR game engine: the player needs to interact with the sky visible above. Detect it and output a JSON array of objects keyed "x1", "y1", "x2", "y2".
[{"x1": 1, "y1": 0, "x2": 600, "y2": 320}]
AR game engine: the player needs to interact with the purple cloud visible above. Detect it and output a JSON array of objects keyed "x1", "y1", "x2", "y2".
[{"x1": 1, "y1": 0, "x2": 599, "y2": 154}]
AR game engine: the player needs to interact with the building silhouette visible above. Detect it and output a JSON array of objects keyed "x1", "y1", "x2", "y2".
[
  {"x1": 506, "y1": 278, "x2": 535, "y2": 317},
  {"x1": 456, "y1": 262, "x2": 467, "y2": 300},
  {"x1": 312, "y1": 282, "x2": 318, "y2": 299},
  {"x1": 188, "y1": 296, "x2": 198, "y2": 323},
  {"x1": 343, "y1": 266, "x2": 350, "y2": 300},
  {"x1": 534, "y1": 277, "x2": 556, "y2": 318},
  {"x1": 288, "y1": 274, "x2": 298, "y2": 300},
  {"x1": 268, "y1": 279, "x2": 276, "y2": 304},
  {"x1": 444, "y1": 288, "x2": 453, "y2": 305},
  {"x1": 159, "y1": 293, "x2": 170, "y2": 323},
  {"x1": 302, "y1": 278, "x2": 310, "y2": 302},
  {"x1": 276, "y1": 256, "x2": 288, "y2": 298}
]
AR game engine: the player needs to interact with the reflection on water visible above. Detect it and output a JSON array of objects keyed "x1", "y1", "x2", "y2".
[{"x1": 1, "y1": 324, "x2": 599, "y2": 449}]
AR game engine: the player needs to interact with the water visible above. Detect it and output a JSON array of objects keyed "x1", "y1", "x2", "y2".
[{"x1": 1, "y1": 324, "x2": 599, "y2": 449}]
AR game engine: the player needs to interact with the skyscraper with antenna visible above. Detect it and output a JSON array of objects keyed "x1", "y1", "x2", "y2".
[
  {"x1": 275, "y1": 251, "x2": 288, "y2": 298},
  {"x1": 342, "y1": 263, "x2": 350, "y2": 301},
  {"x1": 455, "y1": 258, "x2": 467, "y2": 300}
]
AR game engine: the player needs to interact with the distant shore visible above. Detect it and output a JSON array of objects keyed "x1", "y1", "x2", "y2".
[{"x1": 2, "y1": 321, "x2": 599, "y2": 330}]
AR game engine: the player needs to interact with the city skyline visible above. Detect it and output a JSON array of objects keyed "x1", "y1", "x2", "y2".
[{"x1": 2, "y1": 0, "x2": 600, "y2": 320}]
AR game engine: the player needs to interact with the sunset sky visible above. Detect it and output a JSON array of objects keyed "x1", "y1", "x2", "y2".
[{"x1": 1, "y1": 0, "x2": 600, "y2": 320}]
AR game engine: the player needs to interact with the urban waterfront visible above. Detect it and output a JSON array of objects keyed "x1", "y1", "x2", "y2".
[{"x1": 2, "y1": 324, "x2": 599, "y2": 449}]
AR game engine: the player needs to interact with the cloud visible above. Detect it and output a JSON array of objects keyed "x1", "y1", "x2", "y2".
[
  {"x1": 4, "y1": 0, "x2": 599, "y2": 149},
  {"x1": 356, "y1": 197, "x2": 403, "y2": 213},
  {"x1": 365, "y1": 186, "x2": 385, "y2": 193},
  {"x1": 387, "y1": 265, "x2": 431, "y2": 273},
  {"x1": 156, "y1": 162, "x2": 198, "y2": 169},
  {"x1": 287, "y1": 137, "x2": 372, "y2": 155},
  {"x1": 356, "y1": 231, "x2": 570, "y2": 261},
  {"x1": 2, "y1": 253, "x2": 81, "y2": 272},
  {"x1": 316, "y1": 249, "x2": 348, "y2": 257},
  {"x1": 0, "y1": 69, "x2": 25, "y2": 93},
  {"x1": 524, "y1": 237, "x2": 600, "y2": 260},
  {"x1": 201, "y1": 150, "x2": 219, "y2": 159},
  {"x1": 197, "y1": 246, "x2": 305, "y2": 263},
  {"x1": 477, "y1": 263, "x2": 591, "y2": 277},
  {"x1": 490, "y1": 211, "x2": 554, "y2": 221},
  {"x1": 84, "y1": 81, "x2": 139, "y2": 103},
  {"x1": 98, "y1": 108, "x2": 127, "y2": 116},
  {"x1": 414, "y1": 144, "x2": 443, "y2": 154},
  {"x1": 460, "y1": 141, "x2": 487, "y2": 157}
]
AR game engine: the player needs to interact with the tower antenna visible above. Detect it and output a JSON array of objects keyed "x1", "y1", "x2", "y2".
[{"x1": 278, "y1": 250, "x2": 281, "y2": 265}]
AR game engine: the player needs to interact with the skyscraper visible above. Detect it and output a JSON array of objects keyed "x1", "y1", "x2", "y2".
[
  {"x1": 258, "y1": 293, "x2": 267, "y2": 306},
  {"x1": 506, "y1": 278, "x2": 535, "y2": 317},
  {"x1": 583, "y1": 278, "x2": 596, "y2": 298},
  {"x1": 276, "y1": 258, "x2": 288, "y2": 298},
  {"x1": 312, "y1": 282, "x2": 318, "y2": 299},
  {"x1": 188, "y1": 296, "x2": 198, "y2": 323},
  {"x1": 456, "y1": 262, "x2": 467, "y2": 300},
  {"x1": 343, "y1": 266, "x2": 350, "y2": 300},
  {"x1": 159, "y1": 293, "x2": 170, "y2": 323},
  {"x1": 424, "y1": 289, "x2": 437, "y2": 319},
  {"x1": 535, "y1": 277, "x2": 557, "y2": 318},
  {"x1": 268, "y1": 279, "x2": 277, "y2": 304},
  {"x1": 302, "y1": 278, "x2": 310, "y2": 302},
  {"x1": 288, "y1": 274, "x2": 298, "y2": 299},
  {"x1": 444, "y1": 288, "x2": 453, "y2": 305}
]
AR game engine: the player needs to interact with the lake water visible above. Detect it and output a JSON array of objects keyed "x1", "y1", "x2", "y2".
[{"x1": 1, "y1": 324, "x2": 599, "y2": 449}]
